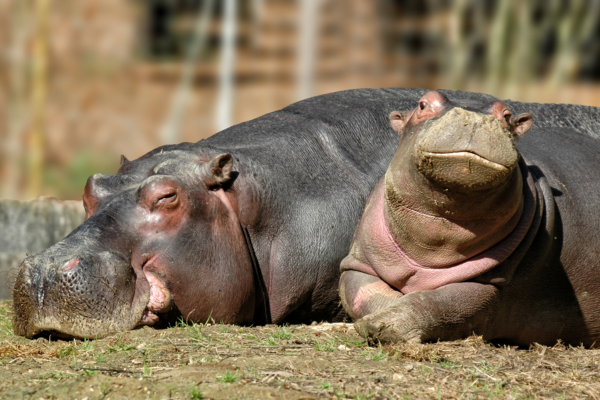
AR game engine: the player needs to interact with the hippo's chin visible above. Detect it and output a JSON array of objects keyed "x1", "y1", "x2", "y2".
[{"x1": 417, "y1": 151, "x2": 514, "y2": 191}]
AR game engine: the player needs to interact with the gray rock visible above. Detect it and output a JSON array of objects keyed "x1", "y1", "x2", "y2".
[{"x1": 0, "y1": 197, "x2": 84, "y2": 300}]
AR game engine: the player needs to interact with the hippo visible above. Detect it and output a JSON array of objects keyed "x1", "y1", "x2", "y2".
[
  {"x1": 340, "y1": 90, "x2": 600, "y2": 347},
  {"x1": 12, "y1": 88, "x2": 440, "y2": 339}
]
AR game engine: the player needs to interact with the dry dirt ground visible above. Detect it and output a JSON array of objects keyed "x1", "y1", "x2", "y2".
[{"x1": 0, "y1": 301, "x2": 600, "y2": 399}]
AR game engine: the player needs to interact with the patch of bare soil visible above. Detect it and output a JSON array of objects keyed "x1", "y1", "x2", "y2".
[{"x1": 0, "y1": 301, "x2": 599, "y2": 399}]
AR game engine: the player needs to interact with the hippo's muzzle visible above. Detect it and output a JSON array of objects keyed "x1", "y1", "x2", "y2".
[
  {"x1": 13, "y1": 248, "x2": 148, "y2": 339},
  {"x1": 415, "y1": 107, "x2": 519, "y2": 191}
]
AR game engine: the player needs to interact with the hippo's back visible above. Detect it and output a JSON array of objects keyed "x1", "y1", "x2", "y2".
[{"x1": 200, "y1": 89, "x2": 429, "y2": 191}]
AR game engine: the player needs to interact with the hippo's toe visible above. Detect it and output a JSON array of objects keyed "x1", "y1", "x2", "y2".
[{"x1": 354, "y1": 307, "x2": 426, "y2": 344}]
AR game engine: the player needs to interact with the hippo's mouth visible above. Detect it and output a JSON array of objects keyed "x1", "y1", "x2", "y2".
[
  {"x1": 140, "y1": 271, "x2": 173, "y2": 325},
  {"x1": 134, "y1": 256, "x2": 174, "y2": 327},
  {"x1": 421, "y1": 150, "x2": 510, "y2": 170},
  {"x1": 417, "y1": 150, "x2": 514, "y2": 190}
]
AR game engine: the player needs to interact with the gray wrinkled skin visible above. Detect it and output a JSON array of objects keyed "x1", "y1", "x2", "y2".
[{"x1": 14, "y1": 248, "x2": 147, "y2": 339}]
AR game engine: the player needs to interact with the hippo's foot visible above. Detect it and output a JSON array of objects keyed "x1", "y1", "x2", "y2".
[
  {"x1": 353, "y1": 303, "x2": 429, "y2": 344},
  {"x1": 353, "y1": 283, "x2": 500, "y2": 345}
]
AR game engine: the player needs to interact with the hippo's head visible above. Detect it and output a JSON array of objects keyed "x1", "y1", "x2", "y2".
[
  {"x1": 13, "y1": 148, "x2": 257, "y2": 339},
  {"x1": 383, "y1": 91, "x2": 535, "y2": 267},
  {"x1": 388, "y1": 90, "x2": 533, "y2": 192}
]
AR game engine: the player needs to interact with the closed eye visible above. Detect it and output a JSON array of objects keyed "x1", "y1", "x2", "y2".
[{"x1": 155, "y1": 192, "x2": 178, "y2": 208}]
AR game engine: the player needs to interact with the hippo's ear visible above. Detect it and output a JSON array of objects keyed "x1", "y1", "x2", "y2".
[
  {"x1": 511, "y1": 113, "x2": 533, "y2": 137},
  {"x1": 203, "y1": 154, "x2": 236, "y2": 189},
  {"x1": 389, "y1": 111, "x2": 410, "y2": 133},
  {"x1": 83, "y1": 174, "x2": 113, "y2": 220}
]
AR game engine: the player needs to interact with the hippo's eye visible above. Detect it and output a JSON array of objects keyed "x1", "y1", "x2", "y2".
[
  {"x1": 155, "y1": 192, "x2": 178, "y2": 209},
  {"x1": 419, "y1": 101, "x2": 428, "y2": 111}
]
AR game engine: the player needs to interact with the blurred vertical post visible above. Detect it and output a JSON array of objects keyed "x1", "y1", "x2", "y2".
[
  {"x1": 425, "y1": 0, "x2": 444, "y2": 88},
  {"x1": 27, "y1": 0, "x2": 50, "y2": 199},
  {"x1": 297, "y1": 0, "x2": 320, "y2": 100},
  {"x1": 4, "y1": 0, "x2": 29, "y2": 200},
  {"x1": 506, "y1": 0, "x2": 533, "y2": 100},
  {"x1": 547, "y1": 0, "x2": 596, "y2": 92},
  {"x1": 485, "y1": 0, "x2": 512, "y2": 95},
  {"x1": 250, "y1": 0, "x2": 264, "y2": 39},
  {"x1": 347, "y1": 0, "x2": 380, "y2": 88},
  {"x1": 160, "y1": 0, "x2": 215, "y2": 144},
  {"x1": 216, "y1": 0, "x2": 237, "y2": 131},
  {"x1": 447, "y1": 0, "x2": 469, "y2": 90}
]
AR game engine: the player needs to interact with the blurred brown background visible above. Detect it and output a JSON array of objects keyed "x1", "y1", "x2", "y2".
[{"x1": 1, "y1": 0, "x2": 599, "y2": 200}]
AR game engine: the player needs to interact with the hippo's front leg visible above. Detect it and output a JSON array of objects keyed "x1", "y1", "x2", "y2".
[{"x1": 341, "y1": 270, "x2": 500, "y2": 343}]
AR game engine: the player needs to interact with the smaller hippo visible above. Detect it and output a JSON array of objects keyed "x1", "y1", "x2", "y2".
[{"x1": 340, "y1": 90, "x2": 600, "y2": 347}]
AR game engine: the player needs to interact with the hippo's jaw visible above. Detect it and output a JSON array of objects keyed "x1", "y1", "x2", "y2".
[{"x1": 414, "y1": 107, "x2": 519, "y2": 192}]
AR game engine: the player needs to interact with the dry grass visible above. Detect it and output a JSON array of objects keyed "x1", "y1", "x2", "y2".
[
  {"x1": 0, "y1": 300, "x2": 599, "y2": 399},
  {"x1": 0, "y1": 341, "x2": 63, "y2": 359}
]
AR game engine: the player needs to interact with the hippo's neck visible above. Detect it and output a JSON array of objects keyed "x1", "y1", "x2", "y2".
[{"x1": 384, "y1": 161, "x2": 527, "y2": 268}]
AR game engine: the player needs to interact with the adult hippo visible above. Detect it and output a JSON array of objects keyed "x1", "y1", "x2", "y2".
[
  {"x1": 13, "y1": 88, "x2": 434, "y2": 339},
  {"x1": 340, "y1": 90, "x2": 600, "y2": 347}
]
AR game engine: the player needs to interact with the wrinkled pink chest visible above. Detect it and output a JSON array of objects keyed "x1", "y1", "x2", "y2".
[{"x1": 348, "y1": 178, "x2": 536, "y2": 293}]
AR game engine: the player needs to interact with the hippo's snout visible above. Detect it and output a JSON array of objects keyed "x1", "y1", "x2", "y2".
[
  {"x1": 13, "y1": 249, "x2": 148, "y2": 339},
  {"x1": 415, "y1": 107, "x2": 519, "y2": 191}
]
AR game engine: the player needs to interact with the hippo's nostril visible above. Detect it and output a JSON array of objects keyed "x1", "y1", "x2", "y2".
[{"x1": 62, "y1": 258, "x2": 80, "y2": 272}]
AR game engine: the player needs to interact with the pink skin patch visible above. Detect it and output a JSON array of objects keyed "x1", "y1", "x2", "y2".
[
  {"x1": 145, "y1": 271, "x2": 173, "y2": 313},
  {"x1": 137, "y1": 270, "x2": 173, "y2": 326},
  {"x1": 343, "y1": 170, "x2": 537, "y2": 294},
  {"x1": 61, "y1": 258, "x2": 79, "y2": 272},
  {"x1": 139, "y1": 309, "x2": 160, "y2": 325}
]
